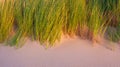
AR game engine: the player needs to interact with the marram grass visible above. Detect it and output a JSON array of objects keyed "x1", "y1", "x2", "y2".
[
  {"x1": 0, "y1": 0, "x2": 14, "y2": 43},
  {"x1": 0, "y1": 0, "x2": 120, "y2": 47}
]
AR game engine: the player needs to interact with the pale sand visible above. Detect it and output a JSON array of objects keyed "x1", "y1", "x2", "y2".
[{"x1": 0, "y1": 38, "x2": 120, "y2": 67}]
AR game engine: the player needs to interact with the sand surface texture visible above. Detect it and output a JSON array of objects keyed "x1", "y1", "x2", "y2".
[{"x1": 0, "y1": 38, "x2": 120, "y2": 67}]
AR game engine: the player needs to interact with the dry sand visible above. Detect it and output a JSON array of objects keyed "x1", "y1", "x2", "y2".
[{"x1": 0, "y1": 38, "x2": 120, "y2": 67}]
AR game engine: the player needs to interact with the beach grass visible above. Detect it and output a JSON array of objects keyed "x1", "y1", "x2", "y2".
[
  {"x1": 0, "y1": 0, "x2": 14, "y2": 43},
  {"x1": 0, "y1": 0, "x2": 120, "y2": 47}
]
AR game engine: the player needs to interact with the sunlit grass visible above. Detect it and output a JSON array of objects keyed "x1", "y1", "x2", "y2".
[
  {"x1": 34, "y1": 0, "x2": 65, "y2": 47},
  {"x1": 0, "y1": 0, "x2": 14, "y2": 43},
  {"x1": 64, "y1": 0, "x2": 87, "y2": 37},
  {"x1": 86, "y1": 0, "x2": 107, "y2": 43},
  {"x1": 0, "y1": 0, "x2": 120, "y2": 47}
]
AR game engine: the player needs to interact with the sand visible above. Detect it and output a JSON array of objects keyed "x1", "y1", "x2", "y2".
[{"x1": 0, "y1": 38, "x2": 120, "y2": 67}]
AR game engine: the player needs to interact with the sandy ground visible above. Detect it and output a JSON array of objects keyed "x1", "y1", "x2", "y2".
[{"x1": 0, "y1": 38, "x2": 120, "y2": 67}]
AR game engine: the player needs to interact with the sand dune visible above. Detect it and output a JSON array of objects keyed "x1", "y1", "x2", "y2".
[{"x1": 0, "y1": 38, "x2": 120, "y2": 67}]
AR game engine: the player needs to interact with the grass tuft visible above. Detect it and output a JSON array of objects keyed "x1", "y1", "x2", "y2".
[{"x1": 0, "y1": 0, "x2": 120, "y2": 47}]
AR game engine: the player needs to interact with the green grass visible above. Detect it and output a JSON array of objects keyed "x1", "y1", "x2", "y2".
[
  {"x1": 64, "y1": 0, "x2": 87, "y2": 37},
  {"x1": 0, "y1": 0, "x2": 120, "y2": 47},
  {"x1": 0, "y1": 0, "x2": 14, "y2": 43},
  {"x1": 106, "y1": 0, "x2": 120, "y2": 42},
  {"x1": 34, "y1": 0, "x2": 65, "y2": 47},
  {"x1": 8, "y1": 0, "x2": 36, "y2": 46},
  {"x1": 87, "y1": 0, "x2": 109, "y2": 43}
]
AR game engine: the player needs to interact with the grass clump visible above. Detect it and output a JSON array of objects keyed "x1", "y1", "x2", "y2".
[
  {"x1": 64, "y1": 0, "x2": 87, "y2": 38},
  {"x1": 34, "y1": 0, "x2": 65, "y2": 47},
  {"x1": 106, "y1": 0, "x2": 120, "y2": 42},
  {"x1": 0, "y1": 0, "x2": 120, "y2": 47},
  {"x1": 87, "y1": 0, "x2": 108, "y2": 43},
  {"x1": 0, "y1": 0, "x2": 14, "y2": 43}
]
